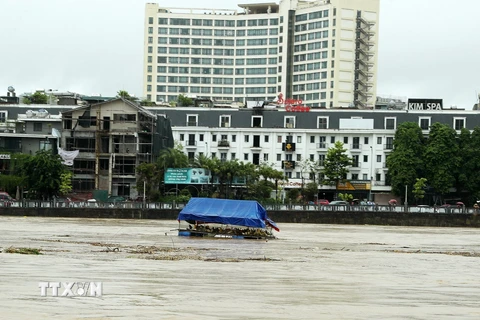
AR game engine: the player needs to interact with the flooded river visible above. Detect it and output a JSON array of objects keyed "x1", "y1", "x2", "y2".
[{"x1": 1, "y1": 216, "x2": 479, "y2": 319}]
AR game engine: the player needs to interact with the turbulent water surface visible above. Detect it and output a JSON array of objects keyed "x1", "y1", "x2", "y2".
[{"x1": 0, "y1": 216, "x2": 479, "y2": 319}]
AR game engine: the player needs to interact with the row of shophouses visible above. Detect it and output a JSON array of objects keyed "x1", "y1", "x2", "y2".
[{"x1": 0, "y1": 91, "x2": 477, "y2": 203}]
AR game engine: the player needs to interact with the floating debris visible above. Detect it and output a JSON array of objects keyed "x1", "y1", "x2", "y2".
[
  {"x1": 4, "y1": 247, "x2": 42, "y2": 255},
  {"x1": 387, "y1": 249, "x2": 480, "y2": 257}
]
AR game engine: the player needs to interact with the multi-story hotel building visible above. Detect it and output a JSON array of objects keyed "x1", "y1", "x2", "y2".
[
  {"x1": 142, "y1": 97, "x2": 476, "y2": 204},
  {"x1": 143, "y1": 0, "x2": 380, "y2": 108}
]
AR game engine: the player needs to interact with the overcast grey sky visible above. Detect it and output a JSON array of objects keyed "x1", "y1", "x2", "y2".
[{"x1": 1, "y1": 0, "x2": 479, "y2": 108}]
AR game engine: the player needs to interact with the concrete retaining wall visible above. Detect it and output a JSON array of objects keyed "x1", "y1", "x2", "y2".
[{"x1": 2, "y1": 207, "x2": 480, "y2": 228}]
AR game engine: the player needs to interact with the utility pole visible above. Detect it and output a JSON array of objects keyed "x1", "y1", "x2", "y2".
[{"x1": 405, "y1": 184, "x2": 408, "y2": 212}]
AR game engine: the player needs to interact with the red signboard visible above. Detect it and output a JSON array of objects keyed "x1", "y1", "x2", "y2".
[{"x1": 277, "y1": 93, "x2": 311, "y2": 112}]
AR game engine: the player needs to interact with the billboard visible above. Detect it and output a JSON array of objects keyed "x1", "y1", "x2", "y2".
[
  {"x1": 407, "y1": 98, "x2": 443, "y2": 111},
  {"x1": 164, "y1": 168, "x2": 211, "y2": 184}
]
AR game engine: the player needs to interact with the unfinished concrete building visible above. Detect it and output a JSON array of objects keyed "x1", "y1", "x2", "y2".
[{"x1": 61, "y1": 98, "x2": 173, "y2": 199}]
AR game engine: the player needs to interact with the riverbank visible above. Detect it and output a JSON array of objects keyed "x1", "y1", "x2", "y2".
[{"x1": 1, "y1": 207, "x2": 480, "y2": 228}]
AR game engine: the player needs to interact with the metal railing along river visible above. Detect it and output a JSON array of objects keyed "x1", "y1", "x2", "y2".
[{"x1": 0, "y1": 200, "x2": 476, "y2": 214}]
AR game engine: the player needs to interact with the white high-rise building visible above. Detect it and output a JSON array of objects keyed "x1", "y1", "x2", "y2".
[{"x1": 143, "y1": 0, "x2": 379, "y2": 108}]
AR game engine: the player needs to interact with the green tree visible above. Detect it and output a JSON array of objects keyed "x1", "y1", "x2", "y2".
[
  {"x1": 23, "y1": 91, "x2": 48, "y2": 104},
  {"x1": 136, "y1": 162, "x2": 162, "y2": 200},
  {"x1": 322, "y1": 141, "x2": 353, "y2": 194},
  {"x1": 257, "y1": 163, "x2": 286, "y2": 201},
  {"x1": 337, "y1": 193, "x2": 353, "y2": 202},
  {"x1": 423, "y1": 123, "x2": 459, "y2": 200},
  {"x1": 192, "y1": 153, "x2": 216, "y2": 195},
  {"x1": 412, "y1": 178, "x2": 427, "y2": 204},
  {"x1": 457, "y1": 127, "x2": 480, "y2": 203},
  {"x1": 177, "y1": 94, "x2": 194, "y2": 107},
  {"x1": 21, "y1": 150, "x2": 67, "y2": 199},
  {"x1": 59, "y1": 171, "x2": 73, "y2": 195},
  {"x1": 157, "y1": 144, "x2": 189, "y2": 170},
  {"x1": 116, "y1": 90, "x2": 138, "y2": 102},
  {"x1": 304, "y1": 182, "x2": 319, "y2": 202},
  {"x1": 140, "y1": 99, "x2": 155, "y2": 106},
  {"x1": 386, "y1": 122, "x2": 425, "y2": 198},
  {"x1": 156, "y1": 145, "x2": 189, "y2": 195}
]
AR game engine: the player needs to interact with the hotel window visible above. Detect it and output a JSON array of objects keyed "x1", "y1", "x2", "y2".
[
  {"x1": 264, "y1": 135, "x2": 269, "y2": 143},
  {"x1": 277, "y1": 154, "x2": 281, "y2": 161},
  {"x1": 285, "y1": 116, "x2": 295, "y2": 128},
  {"x1": 352, "y1": 155, "x2": 359, "y2": 167},
  {"x1": 319, "y1": 136, "x2": 326, "y2": 148},
  {"x1": 252, "y1": 116, "x2": 262, "y2": 128},
  {"x1": 264, "y1": 154, "x2": 269, "y2": 161},
  {"x1": 386, "y1": 137, "x2": 394, "y2": 149},
  {"x1": 231, "y1": 153, "x2": 236, "y2": 160},
  {"x1": 187, "y1": 114, "x2": 198, "y2": 126},
  {"x1": 232, "y1": 135, "x2": 236, "y2": 142},
  {"x1": 377, "y1": 137, "x2": 382, "y2": 144},
  {"x1": 212, "y1": 134, "x2": 217, "y2": 142},
  {"x1": 317, "y1": 117, "x2": 328, "y2": 129},
  {"x1": 277, "y1": 135, "x2": 282, "y2": 143},
  {"x1": 377, "y1": 155, "x2": 381, "y2": 162},
  {"x1": 244, "y1": 135, "x2": 249, "y2": 143},
  {"x1": 318, "y1": 154, "x2": 325, "y2": 166},
  {"x1": 385, "y1": 117, "x2": 396, "y2": 130},
  {"x1": 454, "y1": 117, "x2": 466, "y2": 130},
  {"x1": 244, "y1": 153, "x2": 249, "y2": 161},
  {"x1": 220, "y1": 115, "x2": 231, "y2": 128},
  {"x1": 330, "y1": 136, "x2": 335, "y2": 144},
  {"x1": 419, "y1": 117, "x2": 431, "y2": 130}
]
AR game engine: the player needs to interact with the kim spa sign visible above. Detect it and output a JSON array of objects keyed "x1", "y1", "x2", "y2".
[{"x1": 407, "y1": 98, "x2": 443, "y2": 111}]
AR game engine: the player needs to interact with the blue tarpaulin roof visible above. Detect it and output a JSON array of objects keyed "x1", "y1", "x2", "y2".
[{"x1": 178, "y1": 198, "x2": 279, "y2": 231}]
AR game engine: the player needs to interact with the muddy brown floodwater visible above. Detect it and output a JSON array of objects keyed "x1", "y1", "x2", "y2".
[{"x1": 1, "y1": 216, "x2": 480, "y2": 319}]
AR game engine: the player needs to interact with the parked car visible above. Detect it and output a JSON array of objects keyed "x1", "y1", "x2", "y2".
[
  {"x1": 328, "y1": 200, "x2": 349, "y2": 206},
  {"x1": 315, "y1": 199, "x2": 330, "y2": 205},
  {"x1": 0, "y1": 191, "x2": 14, "y2": 206},
  {"x1": 106, "y1": 196, "x2": 126, "y2": 203}
]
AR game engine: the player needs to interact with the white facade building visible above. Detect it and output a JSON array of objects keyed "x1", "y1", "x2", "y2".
[{"x1": 143, "y1": 0, "x2": 380, "y2": 108}]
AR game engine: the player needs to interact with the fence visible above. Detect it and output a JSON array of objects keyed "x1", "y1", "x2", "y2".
[{"x1": 0, "y1": 200, "x2": 475, "y2": 215}]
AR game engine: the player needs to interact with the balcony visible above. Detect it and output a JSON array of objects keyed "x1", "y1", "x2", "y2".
[
  {"x1": 281, "y1": 160, "x2": 296, "y2": 170},
  {"x1": 217, "y1": 140, "x2": 230, "y2": 148},
  {"x1": 316, "y1": 142, "x2": 328, "y2": 149},
  {"x1": 250, "y1": 144, "x2": 262, "y2": 150},
  {"x1": 350, "y1": 144, "x2": 362, "y2": 151},
  {"x1": 185, "y1": 140, "x2": 197, "y2": 148}
]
